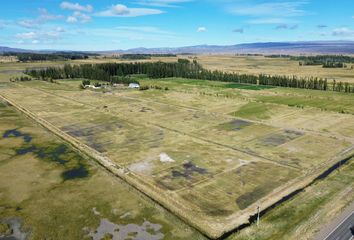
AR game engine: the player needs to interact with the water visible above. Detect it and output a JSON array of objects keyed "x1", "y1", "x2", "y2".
[
  {"x1": 3, "y1": 129, "x2": 32, "y2": 143},
  {"x1": 3, "y1": 128, "x2": 89, "y2": 181},
  {"x1": 89, "y1": 218, "x2": 164, "y2": 240}
]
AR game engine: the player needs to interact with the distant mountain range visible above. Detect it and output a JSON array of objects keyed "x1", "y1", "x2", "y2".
[
  {"x1": 1, "y1": 41, "x2": 354, "y2": 55},
  {"x1": 0, "y1": 46, "x2": 35, "y2": 53}
]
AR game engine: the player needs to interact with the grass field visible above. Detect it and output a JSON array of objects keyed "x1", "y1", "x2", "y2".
[
  {"x1": 0, "y1": 98, "x2": 204, "y2": 239},
  {"x1": 197, "y1": 55, "x2": 354, "y2": 83},
  {"x1": 228, "y1": 156, "x2": 354, "y2": 240},
  {"x1": 0, "y1": 70, "x2": 353, "y2": 238},
  {"x1": 2, "y1": 54, "x2": 353, "y2": 85}
]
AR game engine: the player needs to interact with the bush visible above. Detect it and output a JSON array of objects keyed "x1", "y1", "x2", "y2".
[{"x1": 139, "y1": 86, "x2": 150, "y2": 91}]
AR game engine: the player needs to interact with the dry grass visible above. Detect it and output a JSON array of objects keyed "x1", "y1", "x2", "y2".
[
  {"x1": 1, "y1": 75, "x2": 353, "y2": 238},
  {"x1": 0, "y1": 99, "x2": 204, "y2": 240},
  {"x1": 196, "y1": 55, "x2": 354, "y2": 83}
]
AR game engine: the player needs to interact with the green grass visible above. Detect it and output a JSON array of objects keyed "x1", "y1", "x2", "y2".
[
  {"x1": 257, "y1": 93, "x2": 354, "y2": 114},
  {"x1": 0, "y1": 101, "x2": 204, "y2": 240},
  {"x1": 229, "y1": 158, "x2": 354, "y2": 240},
  {"x1": 1, "y1": 69, "x2": 354, "y2": 239},
  {"x1": 232, "y1": 102, "x2": 271, "y2": 120},
  {"x1": 224, "y1": 83, "x2": 275, "y2": 90}
]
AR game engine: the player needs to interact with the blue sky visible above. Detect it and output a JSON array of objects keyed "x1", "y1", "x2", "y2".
[{"x1": 0, "y1": 0, "x2": 353, "y2": 50}]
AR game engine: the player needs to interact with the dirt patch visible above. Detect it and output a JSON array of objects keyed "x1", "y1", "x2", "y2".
[
  {"x1": 260, "y1": 130, "x2": 304, "y2": 146},
  {"x1": 0, "y1": 218, "x2": 27, "y2": 240},
  {"x1": 61, "y1": 123, "x2": 122, "y2": 153},
  {"x1": 159, "y1": 153, "x2": 175, "y2": 163},
  {"x1": 128, "y1": 161, "x2": 153, "y2": 175},
  {"x1": 172, "y1": 162, "x2": 208, "y2": 179},
  {"x1": 218, "y1": 119, "x2": 253, "y2": 131}
]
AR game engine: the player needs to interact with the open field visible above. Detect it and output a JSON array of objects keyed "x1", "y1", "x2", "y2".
[
  {"x1": 229, "y1": 156, "x2": 354, "y2": 240},
  {"x1": 0, "y1": 94, "x2": 204, "y2": 239},
  {"x1": 197, "y1": 55, "x2": 354, "y2": 83},
  {"x1": 0, "y1": 72, "x2": 353, "y2": 238},
  {"x1": 0, "y1": 56, "x2": 178, "y2": 78},
  {"x1": 3, "y1": 54, "x2": 354, "y2": 85}
]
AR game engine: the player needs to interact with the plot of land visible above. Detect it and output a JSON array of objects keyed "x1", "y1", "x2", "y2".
[
  {"x1": 0, "y1": 99, "x2": 203, "y2": 240},
  {"x1": 0, "y1": 77, "x2": 353, "y2": 238},
  {"x1": 197, "y1": 55, "x2": 354, "y2": 83}
]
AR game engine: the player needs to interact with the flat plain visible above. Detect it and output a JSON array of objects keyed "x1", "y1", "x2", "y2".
[
  {"x1": 0, "y1": 59, "x2": 353, "y2": 238},
  {"x1": 197, "y1": 55, "x2": 354, "y2": 83},
  {"x1": 0, "y1": 84, "x2": 205, "y2": 239}
]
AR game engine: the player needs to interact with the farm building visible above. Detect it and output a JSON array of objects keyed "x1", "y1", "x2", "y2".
[
  {"x1": 129, "y1": 83, "x2": 140, "y2": 89},
  {"x1": 84, "y1": 85, "x2": 102, "y2": 89}
]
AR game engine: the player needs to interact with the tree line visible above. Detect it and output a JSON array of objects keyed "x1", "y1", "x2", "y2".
[
  {"x1": 24, "y1": 60, "x2": 354, "y2": 93},
  {"x1": 118, "y1": 54, "x2": 177, "y2": 60},
  {"x1": 3, "y1": 52, "x2": 99, "y2": 62},
  {"x1": 290, "y1": 55, "x2": 354, "y2": 68}
]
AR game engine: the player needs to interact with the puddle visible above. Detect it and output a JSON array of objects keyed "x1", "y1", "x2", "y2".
[
  {"x1": 0, "y1": 218, "x2": 27, "y2": 240},
  {"x1": 3, "y1": 129, "x2": 32, "y2": 143},
  {"x1": 2, "y1": 128, "x2": 89, "y2": 181},
  {"x1": 219, "y1": 119, "x2": 253, "y2": 131},
  {"x1": 16, "y1": 144, "x2": 69, "y2": 165},
  {"x1": 172, "y1": 162, "x2": 207, "y2": 179},
  {"x1": 261, "y1": 130, "x2": 304, "y2": 146},
  {"x1": 159, "y1": 153, "x2": 175, "y2": 163},
  {"x1": 62, "y1": 164, "x2": 89, "y2": 180},
  {"x1": 88, "y1": 219, "x2": 164, "y2": 240},
  {"x1": 61, "y1": 123, "x2": 122, "y2": 153}
]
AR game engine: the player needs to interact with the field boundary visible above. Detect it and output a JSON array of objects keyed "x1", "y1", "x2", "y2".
[{"x1": 1, "y1": 93, "x2": 354, "y2": 239}]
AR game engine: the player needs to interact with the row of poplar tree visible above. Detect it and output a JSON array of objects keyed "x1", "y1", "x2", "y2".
[{"x1": 25, "y1": 59, "x2": 354, "y2": 93}]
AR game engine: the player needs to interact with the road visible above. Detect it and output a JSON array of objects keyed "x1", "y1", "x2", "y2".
[{"x1": 324, "y1": 211, "x2": 354, "y2": 240}]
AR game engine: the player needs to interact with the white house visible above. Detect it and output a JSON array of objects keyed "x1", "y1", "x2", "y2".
[
  {"x1": 128, "y1": 83, "x2": 140, "y2": 89},
  {"x1": 84, "y1": 85, "x2": 102, "y2": 89}
]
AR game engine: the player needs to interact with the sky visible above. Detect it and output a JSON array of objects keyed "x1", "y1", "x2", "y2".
[{"x1": 0, "y1": 0, "x2": 353, "y2": 51}]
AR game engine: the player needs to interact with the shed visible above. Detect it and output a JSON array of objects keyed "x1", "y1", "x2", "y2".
[{"x1": 128, "y1": 83, "x2": 140, "y2": 89}]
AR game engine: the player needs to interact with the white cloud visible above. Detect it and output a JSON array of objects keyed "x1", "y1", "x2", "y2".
[
  {"x1": 32, "y1": 40, "x2": 39, "y2": 44},
  {"x1": 16, "y1": 27, "x2": 65, "y2": 43},
  {"x1": 60, "y1": 2, "x2": 93, "y2": 12},
  {"x1": 115, "y1": 26, "x2": 172, "y2": 35},
  {"x1": 135, "y1": 0, "x2": 192, "y2": 7},
  {"x1": 55, "y1": 27, "x2": 65, "y2": 32},
  {"x1": 332, "y1": 27, "x2": 354, "y2": 36},
  {"x1": 18, "y1": 20, "x2": 36, "y2": 28},
  {"x1": 197, "y1": 27, "x2": 207, "y2": 32},
  {"x1": 228, "y1": 1, "x2": 309, "y2": 26},
  {"x1": 96, "y1": 4, "x2": 164, "y2": 17},
  {"x1": 229, "y1": 1, "x2": 308, "y2": 18},
  {"x1": 38, "y1": 8, "x2": 62, "y2": 21},
  {"x1": 0, "y1": 20, "x2": 10, "y2": 29},
  {"x1": 66, "y1": 12, "x2": 91, "y2": 23},
  {"x1": 66, "y1": 16, "x2": 78, "y2": 23},
  {"x1": 16, "y1": 32, "x2": 37, "y2": 39},
  {"x1": 17, "y1": 8, "x2": 62, "y2": 28},
  {"x1": 73, "y1": 11, "x2": 91, "y2": 23}
]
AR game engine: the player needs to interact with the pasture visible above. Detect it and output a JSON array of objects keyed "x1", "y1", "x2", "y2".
[
  {"x1": 0, "y1": 95, "x2": 204, "y2": 239},
  {"x1": 1, "y1": 73, "x2": 353, "y2": 238},
  {"x1": 197, "y1": 55, "x2": 354, "y2": 84}
]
